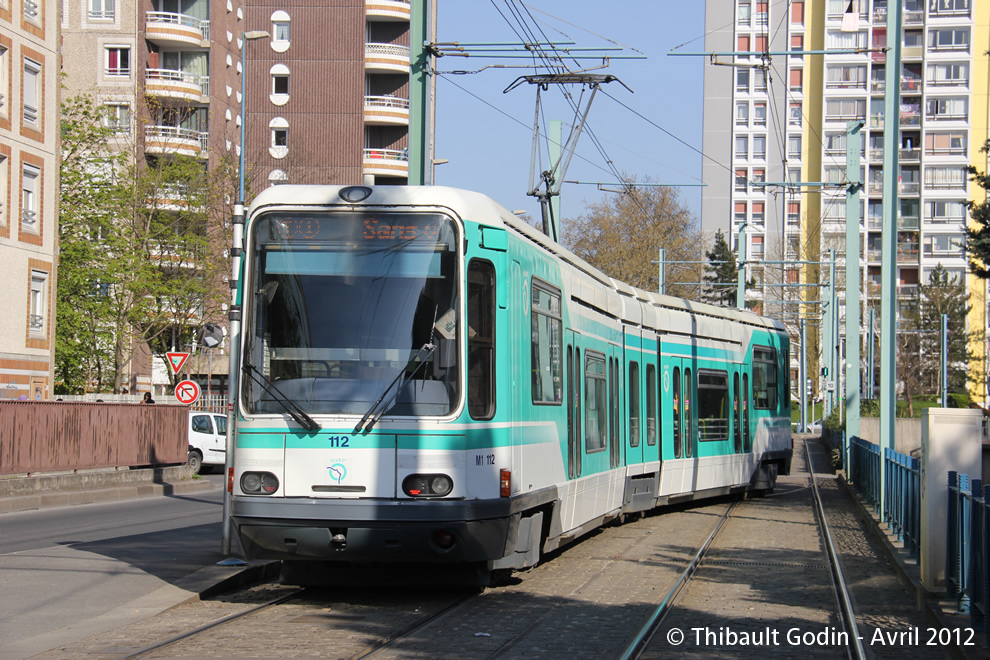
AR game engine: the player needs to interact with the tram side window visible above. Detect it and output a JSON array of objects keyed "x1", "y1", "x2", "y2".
[
  {"x1": 697, "y1": 370, "x2": 729, "y2": 442},
  {"x1": 646, "y1": 364, "x2": 657, "y2": 446},
  {"x1": 467, "y1": 259, "x2": 495, "y2": 420},
  {"x1": 531, "y1": 280, "x2": 563, "y2": 405},
  {"x1": 752, "y1": 346, "x2": 778, "y2": 410},
  {"x1": 673, "y1": 366, "x2": 682, "y2": 458},
  {"x1": 629, "y1": 361, "x2": 641, "y2": 447},
  {"x1": 585, "y1": 351, "x2": 607, "y2": 453}
]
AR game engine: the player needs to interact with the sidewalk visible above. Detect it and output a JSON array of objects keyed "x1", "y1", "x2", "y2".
[
  {"x1": 837, "y1": 473, "x2": 987, "y2": 660},
  {"x1": 0, "y1": 465, "x2": 215, "y2": 514}
]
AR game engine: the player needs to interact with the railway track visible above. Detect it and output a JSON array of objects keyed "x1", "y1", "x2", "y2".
[
  {"x1": 40, "y1": 438, "x2": 945, "y2": 660},
  {"x1": 623, "y1": 437, "x2": 867, "y2": 660}
]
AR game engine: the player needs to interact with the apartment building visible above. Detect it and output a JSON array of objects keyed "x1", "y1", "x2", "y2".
[
  {"x1": 242, "y1": 0, "x2": 411, "y2": 188},
  {"x1": 702, "y1": 0, "x2": 990, "y2": 402},
  {"x1": 0, "y1": 0, "x2": 59, "y2": 400}
]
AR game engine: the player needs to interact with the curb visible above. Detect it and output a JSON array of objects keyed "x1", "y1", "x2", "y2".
[
  {"x1": 0, "y1": 479, "x2": 215, "y2": 515},
  {"x1": 836, "y1": 473, "x2": 987, "y2": 660}
]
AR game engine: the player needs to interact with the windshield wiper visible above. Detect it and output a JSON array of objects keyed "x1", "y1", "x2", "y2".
[
  {"x1": 242, "y1": 362, "x2": 322, "y2": 433},
  {"x1": 353, "y1": 342, "x2": 436, "y2": 434}
]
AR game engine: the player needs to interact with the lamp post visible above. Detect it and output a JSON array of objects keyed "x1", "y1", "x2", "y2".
[{"x1": 223, "y1": 29, "x2": 268, "y2": 558}]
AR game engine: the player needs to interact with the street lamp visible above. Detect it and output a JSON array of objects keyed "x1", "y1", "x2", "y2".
[
  {"x1": 223, "y1": 28, "x2": 268, "y2": 559},
  {"x1": 238, "y1": 30, "x2": 270, "y2": 205}
]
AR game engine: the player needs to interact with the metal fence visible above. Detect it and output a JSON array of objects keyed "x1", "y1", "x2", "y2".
[
  {"x1": 947, "y1": 471, "x2": 990, "y2": 632},
  {"x1": 850, "y1": 436, "x2": 921, "y2": 557}
]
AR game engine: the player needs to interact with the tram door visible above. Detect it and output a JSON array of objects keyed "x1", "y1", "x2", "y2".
[
  {"x1": 666, "y1": 357, "x2": 694, "y2": 459},
  {"x1": 624, "y1": 327, "x2": 644, "y2": 466},
  {"x1": 565, "y1": 330, "x2": 581, "y2": 480},
  {"x1": 643, "y1": 335, "x2": 660, "y2": 464}
]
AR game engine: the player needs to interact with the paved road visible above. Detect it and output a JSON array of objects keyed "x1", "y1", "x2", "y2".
[{"x1": 0, "y1": 475, "x2": 230, "y2": 659}]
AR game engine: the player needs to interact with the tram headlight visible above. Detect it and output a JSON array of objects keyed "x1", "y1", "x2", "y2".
[
  {"x1": 402, "y1": 473, "x2": 454, "y2": 498},
  {"x1": 241, "y1": 471, "x2": 280, "y2": 495}
]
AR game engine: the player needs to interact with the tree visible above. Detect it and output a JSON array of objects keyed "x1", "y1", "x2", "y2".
[
  {"x1": 57, "y1": 93, "x2": 233, "y2": 393},
  {"x1": 965, "y1": 139, "x2": 990, "y2": 278},
  {"x1": 561, "y1": 177, "x2": 703, "y2": 298},
  {"x1": 917, "y1": 264, "x2": 973, "y2": 395},
  {"x1": 56, "y1": 94, "x2": 130, "y2": 393},
  {"x1": 702, "y1": 229, "x2": 737, "y2": 306}
]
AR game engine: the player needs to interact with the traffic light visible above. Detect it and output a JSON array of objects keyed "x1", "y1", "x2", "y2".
[
  {"x1": 821, "y1": 366, "x2": 828, "y2": 378},
  {"x1": 806, "y1": 379, "x2": 813, "y2": 397}
]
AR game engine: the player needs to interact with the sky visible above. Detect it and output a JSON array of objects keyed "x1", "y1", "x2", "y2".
[{"x1": 433, "y1": 1, "x2": 707, "y2": 223}]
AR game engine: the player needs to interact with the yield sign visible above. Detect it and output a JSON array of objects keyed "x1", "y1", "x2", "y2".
[
  {"x1": 175, "y1": 379, "x2": 201, "y2": 405},
  {"x1": 165, "y1": 352, "x2": 189, "y2": 374}
]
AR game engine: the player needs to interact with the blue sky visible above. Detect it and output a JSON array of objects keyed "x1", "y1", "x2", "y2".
[{"x1": 434, "y1": 1, "x2": 707, "y2": 222}]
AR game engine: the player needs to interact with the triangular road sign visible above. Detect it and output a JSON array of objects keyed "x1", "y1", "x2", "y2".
[{"x1": 165, "y1": 352, "x2": 189, "y2": 374}]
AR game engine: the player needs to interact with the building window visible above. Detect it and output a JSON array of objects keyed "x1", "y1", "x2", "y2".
[
  {"x1": 22, "y1": 58, "x2": 40, "y2": 126},
  {"x1": 791, "y1": 34, "x2": 804, "y2": 59},
  {"x1": 270, "y1": 63, "x2": 289, "y2": 105},
  {"x1": 0, "y1": 45, "x2": 8, "y2": 121},
  {"x1": 737, "y1": 35, "x2": 751, "y2": 54},
  {"x1": 89, "y1": 0, "x2": 114, "y2": 20},
  {"x1": 736, "y1": 102, "x2": 748, "y2": 125},
  {"x1": 753, "y1": 135, "x2": 766, "y2": 160},
  {"x1": 21, "y1": 163, "x2": 39, "y2": 231},
  {"x1": 790, "y1": 68, "x2": 803, "y2": 92},
  {"x1": 735, "y1": 136, "x2": 748, "y2": 159},
  {"x1": 271, "y1": 10, "x2": 290, "y2": 53},
  {"x1": 924, "y1": 132, "x2": 966, "y2": 156},
  {"x1": 734, "y1": 202, "x2": 747, "y2": 227},
  {"x1": 752, "y1": 168, "x2": 765, "y2": 189},
  {"x1": 930, "y1": 0, "x2": 970, "y2": 17},
  {"x1": 752, "y1": 202, "x2": 765, "y2": 227},
  {"x1": 23, "y1": 0, "x2": 38, "y2": 23},
  {"x1": 104, "y1": 103, "x2": 130, "y2": 134},
  {"x1": 269, "y1": 117, "x2": 288, "y2": 158},
  {"x1": 736, "y1": 68, "x2": 749, "y2": 92},
  {"x1": 105, "y1": 47, "x2": 130, "y2": 77},
  {"x1": 791, "y1": 1, "x2": 804, "y2": 24},
  {"x1": 788, "y1": 135, "x2": 802, "y2": 159},
  {"x1": 825, "y1": 98, "x2": 865, "y2": 121},
  {"x1": 754, "y1": 68, "x2": 767, "y2": 92},
  {"x1": 268, "y1": 169, "x2": 288, "y2": 186},
  {"x1": 924, "y1": 167, "x2": 966, "y2": 191},
  {"x1": 927, "y1": 62, "x2": 967, "y2": 87},
  {"x1": 926, "y1": 97, "x2": 967, "y2": 121},
  {"x1": 929, "y1": 28, "x2": 969, "y2": 52},
  {"x1": 29, "y1": 270, "x2": 47, "y2": 336},
  {"x1": 755, "y1": 35, "x2": 767, "y2": 53},
  {"x1": 754, "y1": 102, "x2": 767, "y2": 126},
  {"x1": 738, "y1": 0, "x2": 751, "y2": 25},
  {"x1": 735, "y1": 168, "x2": 748, "y2": 192},
  {"x1": 926, "y1": 200, "x2": 967, "y2": 224},
  {"x1": 789, "y1": 102, "x2": 802, "y2": 126},
  {"x1": 531, "y1": 279, "x2": 562, "y2": 405}
]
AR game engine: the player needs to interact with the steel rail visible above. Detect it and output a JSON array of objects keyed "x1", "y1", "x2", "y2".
[
  {"x1": 115, "y1": 588, "x2": 307, "y2": 660},
  {"x1": 618, "y1": 500, "x2": 738, "y2": 660},
  {"x1": 805, "y1": 441, "x2": 868, "y2": 660}
]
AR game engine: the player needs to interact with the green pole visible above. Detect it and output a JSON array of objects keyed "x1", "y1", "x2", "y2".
[
  {"x1": 879, "y1": 0, "x2": 902, "y2": 520},
  {"x1": 801, "y1": 318, "x2": 807, "y2": 433},
  {"x1": 845, "y1": 121, "x2": 862, "y2": 445},
  {"x1": 408, "y1": 0, "x2": 431, "y2": 185},
  {"x1": 737, "y1": 223, "x2": 747, "y2": 309}
]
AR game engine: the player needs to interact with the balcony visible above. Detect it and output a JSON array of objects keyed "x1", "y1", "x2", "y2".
[
  {"x1": 897, "y1": 284, "x2": 919, "y2": 299},
  {"x1": 366, "y1": 0, "x2": 410, "y2": 21},
  {"x1": 145, "y1": 12, "x2": 210, "y2": 47},
  {"x1": 146, "y1": 69, "x2": 209, "y2": 102},
  {"x1": 363, "y1": 148, "x2": 408, "y2": 178},
  {"x1": 365, "y1": 43, "x2": 410, "y2": 74},
  {"x1": 897, "y1": 243, "x2": 919, "y2": 263},
  {"x1": 899, "y1": 181, "x2": 920, "y2": 196},
  {"x1": 364, "y1": 95, "x2": 409, "y2": 126},
  {"x1": 145, "y1": 125, "x2": 209, "y2": 159}
]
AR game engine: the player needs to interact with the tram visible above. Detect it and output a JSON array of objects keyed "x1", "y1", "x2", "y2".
[{"x1": 226, "y1": 185, "x2": 792, "y2": 584}]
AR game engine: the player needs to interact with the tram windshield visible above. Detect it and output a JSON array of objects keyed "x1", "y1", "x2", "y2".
[{"x1": 243, "y1": 211, "x2": 460, "y2": 417}]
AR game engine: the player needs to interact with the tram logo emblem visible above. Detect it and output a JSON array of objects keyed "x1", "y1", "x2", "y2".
[
  {"x1": 328, "y1": 463, "x2": 347, "y2": 483},
  {"x1": 662, "y1": 368, "x2": 670, "y2": 393}
]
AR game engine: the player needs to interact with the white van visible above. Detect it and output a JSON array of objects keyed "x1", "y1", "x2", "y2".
[{"x1": 188, "y1": 411, "x2": 227, "y2": 474}]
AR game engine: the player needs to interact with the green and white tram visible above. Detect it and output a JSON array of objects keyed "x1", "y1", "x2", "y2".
[{"x1": 227, "y1": 185, "x2": 792, "y2": 584}]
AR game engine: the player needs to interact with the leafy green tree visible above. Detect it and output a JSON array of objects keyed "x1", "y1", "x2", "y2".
[
  {"x1": 702, "y1": 229, "x2": 737, "y2": 306},
  {"x1": 561, "y1": 176, "x2": 703, "y2": 298},
  {"x1": 56, "y1": 94, "x2": 130, "y2": 393},
  {"x1": 57, "y1": 93, "x2": 232, "y2": 393}
]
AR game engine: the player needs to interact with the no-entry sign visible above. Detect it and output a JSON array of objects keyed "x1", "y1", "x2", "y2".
[{"x1": 175, "y1": 379, "x2": 201, "y2": 405}]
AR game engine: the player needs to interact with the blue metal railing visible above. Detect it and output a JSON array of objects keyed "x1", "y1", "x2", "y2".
[
  {"x1": 849, "y1": 436, "x2": 920, "y2": 557},
  {"x1": 884, "y1": 447, "x2": 921, "y2": 557},
  {"x1": 946, "y1": 471, "x2": 990, "y2": 632}
]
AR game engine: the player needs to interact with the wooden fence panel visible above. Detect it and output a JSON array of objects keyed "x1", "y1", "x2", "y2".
[{"x1": 0, "y1": 401, "x2": 187, "y2": 475}]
